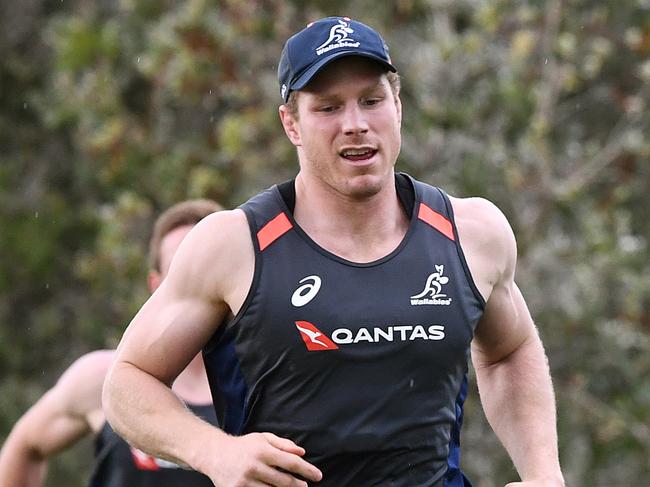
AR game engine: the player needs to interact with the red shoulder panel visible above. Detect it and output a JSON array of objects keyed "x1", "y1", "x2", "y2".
[
  {"x1": 417, "y1": 203, "x2": 455, "y2": 241},
  {"x1": 257, "y1": 212, "x2": 293, "y2": 251}
]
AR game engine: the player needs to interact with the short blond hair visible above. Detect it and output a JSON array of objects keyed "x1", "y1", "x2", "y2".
[{"x1": 148, "y1": 199, "x2": 223, "y2": 272}]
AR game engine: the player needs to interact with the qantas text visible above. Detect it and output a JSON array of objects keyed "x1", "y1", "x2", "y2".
[{"x1": 331, "y1": 324, "x2": 446, "y2": 344}]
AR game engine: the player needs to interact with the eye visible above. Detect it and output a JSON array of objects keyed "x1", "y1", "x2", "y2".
[
  {"x1": 361, "y1": 97, "x2": 383, "y2": 107},
  {"x1": 317, "y1": 104, "x2": 338, "y2": 113}
]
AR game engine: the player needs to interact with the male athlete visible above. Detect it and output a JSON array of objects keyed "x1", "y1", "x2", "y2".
[
  {"x1": 0, "y1": 199, "x2": 221, "y2": 487},
  {"x1": 103, "y1": 17, "x2": 565, "y2": 487}
]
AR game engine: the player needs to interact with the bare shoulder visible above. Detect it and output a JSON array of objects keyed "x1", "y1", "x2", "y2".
[
  {"x1": 449, "y1": 196, "x2": 515, "y2": 246},
  {"x1": 57, "y1": 350, "x2": 114, "y2": 389},
  {"x1": 55, "y1": 350, "x2": 115, "y2": 411},
  {"x1": 448, "y1": 195, "x2": 517, "y2": 300},
  {"x1": 164, "y1": 208, "x2": 254, "y2": 314},
  {"x1": 180, "y1": 208, "x2": 250, "y2": 249}
]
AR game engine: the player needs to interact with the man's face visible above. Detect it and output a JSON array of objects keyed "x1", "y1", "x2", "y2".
[
  {"x1": 280, "y1": 57, "x2": 402, "y2": 200},
  {"x1": 148, "y1": 224, "x2": 194, "y2": 292}
]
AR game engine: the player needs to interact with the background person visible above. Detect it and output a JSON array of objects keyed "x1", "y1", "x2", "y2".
[{"x1": 0, "y1": 199, "x2": 222, "y2": 487}]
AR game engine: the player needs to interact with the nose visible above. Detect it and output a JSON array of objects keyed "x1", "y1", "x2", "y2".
[{"x1": 341, "y1": 103, "x2": 368, "y2": 136}]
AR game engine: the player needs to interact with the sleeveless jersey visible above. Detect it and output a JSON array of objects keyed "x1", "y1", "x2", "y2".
[
  {"x1": 88, "y1": 403, "x2": 217, "y2": 487},
  {"x1": 203, "y1": 173, "x2": 485, "y2": 486}
]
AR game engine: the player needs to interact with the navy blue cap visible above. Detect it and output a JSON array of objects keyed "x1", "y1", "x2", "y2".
[{"x1": 278, "y1": 17, "x2": 397, "y2": 102}]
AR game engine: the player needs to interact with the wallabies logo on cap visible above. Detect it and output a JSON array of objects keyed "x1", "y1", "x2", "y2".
[{"x1": 316, "y1": 19, "x2": 360, "y2": 56}]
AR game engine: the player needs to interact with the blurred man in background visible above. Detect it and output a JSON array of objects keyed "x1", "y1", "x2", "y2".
[{"x1": 0, "y1": 199, "x2": 222, "y2": 487}]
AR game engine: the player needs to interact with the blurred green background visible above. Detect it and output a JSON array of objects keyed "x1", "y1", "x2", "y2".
[{"x1": 1, "y1": 0, "x2": 648, "y2": 485}]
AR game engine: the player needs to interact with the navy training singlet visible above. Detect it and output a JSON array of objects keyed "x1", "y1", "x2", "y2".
[
  {"x1": 203, "y1": 173, "x2": 484, "y2": 486},
  {"x1": 88, "y1": 403, "x2": 217, "y2": 487}
]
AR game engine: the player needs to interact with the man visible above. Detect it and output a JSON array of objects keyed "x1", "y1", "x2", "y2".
[
  {"x1": 0, "y1": 199, "x2": 222, "y2": 487},
  {"x1": 103, "y1": 17, "x2": 565, "y2": 487}
]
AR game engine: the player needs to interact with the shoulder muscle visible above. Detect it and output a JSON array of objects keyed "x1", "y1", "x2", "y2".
[
  {"x1": 165, "y1": 208, "x2": 254, "y2": 313},
  {"x1": 450, "y1": 196, "x2": 517, "y2": 300}
]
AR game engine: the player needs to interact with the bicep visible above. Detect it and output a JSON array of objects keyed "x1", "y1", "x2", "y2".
[
  {"x1": 455, "y1": 197, "x2": 536, "y2": 365},
  {"x1": 14, "y1": 352, "x2": 113, "y2": 456},
  {"x1": 113, "y1": 210, "x2": 249, "y2": 384},
  {"x1": 115, "y1": 280, "x2": 223, "y2": 386},
  {"x1": 471, "y1": 280, "x2": 537, "y2": 367},
  {"x1": 10, "y1": 386, "x2": 91, "y2": 458}
]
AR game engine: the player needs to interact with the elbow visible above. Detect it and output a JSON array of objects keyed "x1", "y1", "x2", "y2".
[
  {"x1": 1, "y1": 423, "x2": 46, "y2": 465},
  {"x1": 102, "y1": 359, "x2": 149, "y2": 434}
]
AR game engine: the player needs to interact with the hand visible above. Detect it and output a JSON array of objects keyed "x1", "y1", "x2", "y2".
[{"x1": 207, "y1": 432, "x2": 322, "y2": 487}]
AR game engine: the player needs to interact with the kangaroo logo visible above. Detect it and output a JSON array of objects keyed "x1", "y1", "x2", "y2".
[
  {"x1": 316, "y1": 19, "x2": 360, "y2": 55},
  {"x1": 410, "y1": 265, "x2": 452, "y2": 306},
  {"x1": 295, "y1": 321, "x2": 339, "y2": 351}
]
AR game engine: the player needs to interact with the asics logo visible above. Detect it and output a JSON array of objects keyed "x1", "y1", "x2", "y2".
[
  {"x1": 291, "y1": 275, "x2": 322, "y2": 307},
  {"x1": 411, "y1": 265, "x2": 452, "y2": 306}
]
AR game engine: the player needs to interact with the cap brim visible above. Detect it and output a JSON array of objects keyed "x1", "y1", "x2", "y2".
[{"x1": 291, "y1": 51, "x2": 397, "y2": 93}]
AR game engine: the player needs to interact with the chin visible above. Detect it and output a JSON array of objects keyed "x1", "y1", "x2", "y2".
[{"x1": 344, "y1": 173, "x2": 385, "y2": 200}]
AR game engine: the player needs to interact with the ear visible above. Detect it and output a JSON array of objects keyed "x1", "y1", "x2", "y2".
[
  {"x1": 147, "y1": 270, "x2": 162, "y2": 293},
  {"x1": 278, "y1": 104, "x2": 302, "y2": 146},
  {"x1": 395, "y1": 94, "x2": 402, "y2": 127}
]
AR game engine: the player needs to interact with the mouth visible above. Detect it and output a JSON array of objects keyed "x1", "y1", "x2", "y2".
[{"x1": 339, "y1": 147, "x2": 377, "y2": 163}]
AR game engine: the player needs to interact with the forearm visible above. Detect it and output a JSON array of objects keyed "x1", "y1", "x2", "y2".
[
  {"x1": 102, "y1": 360, "x2": 221, "y2": 473},
  {"x1": 0, "y1": 438, "x2": 47, "y2": 487},
  {"x1": 475, "y1": 335, "x2": 564, "y2": 484}
]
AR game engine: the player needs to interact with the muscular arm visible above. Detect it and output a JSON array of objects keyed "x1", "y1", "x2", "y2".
[
  {"x1": 0, "y1": 351, "x2": 112, "y2": 487},
  {"x1": 454, "y1": 197, "x2": 564, "y2": 486},
  {"x1": 472, "y1": 284, "x2": 563, "y2": 486},
  {"x1": 103, "y1": 283, "x2": 224, "y2": 469},
  {"x1": 102, "y1": 210, "x2": 322, "y2": 486}
]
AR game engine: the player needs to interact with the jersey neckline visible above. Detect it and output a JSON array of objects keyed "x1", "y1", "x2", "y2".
[{"x1": 271, "y1": 173, "x2": 421, "y2": 268}]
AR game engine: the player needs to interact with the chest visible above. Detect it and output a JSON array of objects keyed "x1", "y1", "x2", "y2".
[{"x1": 234, "y1": 228, "x2": 482, "y2": 371}]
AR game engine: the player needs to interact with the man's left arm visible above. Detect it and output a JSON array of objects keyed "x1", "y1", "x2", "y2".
[
  {"x1": 472, "y1": 280, "x2": 564, "y2": 486},
  {"x1": 463, "y1": 199, "x2": 564, "y2": 487}
]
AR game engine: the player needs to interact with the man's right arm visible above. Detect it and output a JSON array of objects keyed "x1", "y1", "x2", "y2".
[
  {"x1": 0, "y1": 351, "x2": 111, "y2": 487},
  {"x1": 102, "y1": 210, "x2": 322, "y2": 487}
]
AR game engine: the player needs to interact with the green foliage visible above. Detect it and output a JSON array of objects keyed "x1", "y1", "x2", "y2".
[{"x1": 0, "y1": 0, "x2": 648, "y2": 485}]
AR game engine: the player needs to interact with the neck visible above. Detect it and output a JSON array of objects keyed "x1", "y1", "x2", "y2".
[{"x1": 293, "y1": 172, "x2": 409, "y2": 262}]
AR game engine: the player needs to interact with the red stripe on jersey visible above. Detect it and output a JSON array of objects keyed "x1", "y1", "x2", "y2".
[
  {"x1": 418, "y1": 203, "x2": 455, "y2": 241},
  {"x1": 130, "y1": 448, "x2": 161, "y2": 470},
  {"x1": 257, "y1": 212, "x2": 293, "y2": 251}
]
